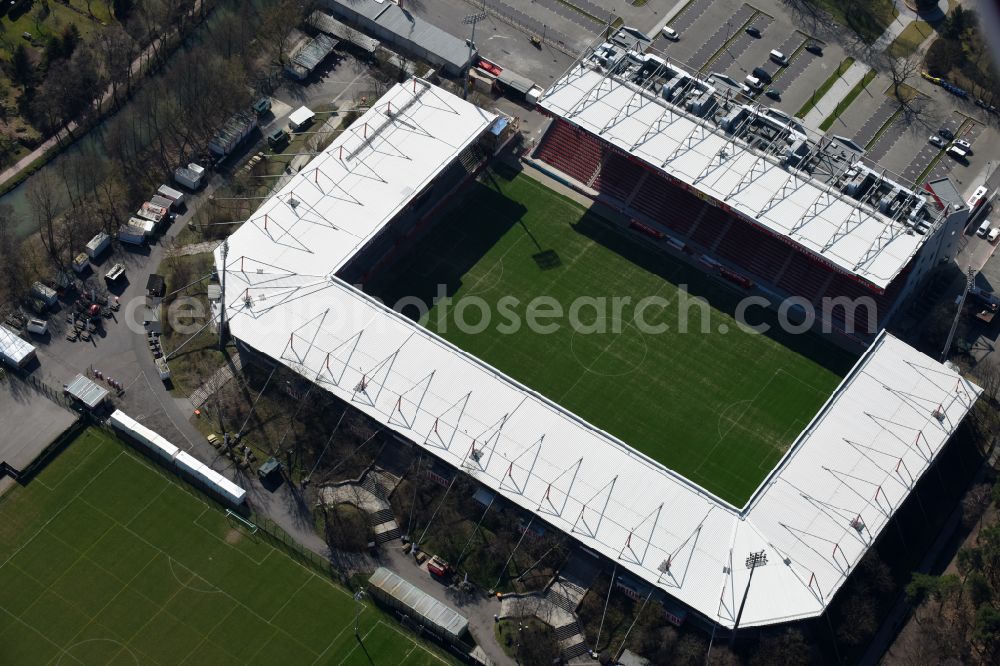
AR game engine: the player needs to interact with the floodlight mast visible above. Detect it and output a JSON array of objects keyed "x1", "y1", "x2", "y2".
[
  {"x1": 354, "y1": 589, "x2": 365, "y2": 635},
  {"x1": 219, "y1": 239, "x2": 228, "y2": 350},
  {"x1": 730, "y1": 550, "x2": 767, "y2": 647},
  {"x1": 462, "y1": 11, "x2": 487, "y2": 100},
  {"x1": 941, "y1": 266, "x2": 975, "y2": 362}
]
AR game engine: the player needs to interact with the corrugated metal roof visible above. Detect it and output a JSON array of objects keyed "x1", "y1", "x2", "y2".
[
  {"x1": 292, "y1": 33, "x2": 338, "y2": 72},
  {"x1": 497, "y1": 69, "x2": 535, "y2": 95},
  {"x1": 65, "y1": 374, "x2": 108, "y2": 409},
  {"x1": 368, "y1": 567, "x2": 468, "y2": 638},
  {"x1": 310, "y1": 11, "x2": 379, "y2": 53},
  {"x1": 329, "y1": 0, "x2": 470, "y2": 71}
]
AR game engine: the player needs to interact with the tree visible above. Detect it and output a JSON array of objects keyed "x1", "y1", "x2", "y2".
[
  {"x1": 750, "y1": 628, "x2": 812, "y2": 666},
  {"x1": 511, "y1": 620, "x2": 559, "y2": 666},
  {"x1": 32, "y1": 1, "x2": 51, "y2": 33},
  {"x1": 112, "y1": 0, "x2": 134, "y2": 20},
  {"x1": 672, "y1": 633, "x2": 708, "y2": 666},
  {"x1": 974, "y1": 605, "x2": 1000, "y2": 661},
  {"x1": 0, "y1": 206, "x2": 26, "y2": 305},
  {"x1": 836, "y1": 590, "x2": 878, "y2": 645},
  {"x1": 11, "y1": 44, "x2": 34, "y2": 85},
  {"x1": 93, "y1": 26, "x2": 138, "y2": 109},
  {"x1": 942, "y1": 6, "x2": 972, "y2": 40},
  {"x1": 887, "y1": 56, "x2": 922, "y2": 118},
  {"x1": 27, "y1": 170, "x2": 64, "y2": 269}
]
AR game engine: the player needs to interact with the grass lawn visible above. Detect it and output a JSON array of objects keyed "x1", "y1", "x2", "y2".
[
  {"x1": 367, "y1": 171, "x2": 851, "y2": 506},
  {"x1": 795, "y1": 57, "x2": 854, "y2": 118},
  {"x1": 158, "y1": 252, "x2": 229, "y2": 396},
  {"x1": 0, "y1": 427, "x2": 454, "y2": 665},
  {"x1": 887, "y1": 20, "x2": 933, "y2": 58},
  {"x1": 807, "y1": 0, "x2": 898, "y2": 44}
]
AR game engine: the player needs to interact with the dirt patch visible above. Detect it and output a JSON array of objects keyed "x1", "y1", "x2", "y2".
[{"x1": 225, "y1": 528, "x2": 243, "y2": 545}]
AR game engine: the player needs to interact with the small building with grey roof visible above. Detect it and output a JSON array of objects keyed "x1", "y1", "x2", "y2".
[{"x1": 322, "y1": 0, "x2": 472, "y2": 75}]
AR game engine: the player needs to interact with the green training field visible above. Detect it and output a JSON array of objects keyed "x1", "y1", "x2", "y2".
[
  {"x1": 369, "y1": 170, "x2": 855, "y2": 505},
  {"x1": 0, "y1": 428, "x2": 451, "y2": 666}
]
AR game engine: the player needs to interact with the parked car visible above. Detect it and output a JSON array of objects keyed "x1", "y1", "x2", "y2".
[
  {"x1": 765, "y1": 88, "x2": 781, "y2": 100},
  {"x1": 978, "y1": 219, "x2": 991, "y2": 238},
  {"x1": 745, "y1": 26, "x2": 761, "y2": 38},
  {"x1": 751, "y1": 67, "x2": 772, "y2": 84},
  {"x1": 929, "y1": 135, "x2": 945, "y2": 148},
  {"x1": 938, "y1": 127, "x2": 955, "y2": 140},
  {"x1": 805, "y1": 43, "x2": 823, "y2": 55},
  {"x1": 947, "y1": 144, "x2": 969, "y2": 161},
  {"x1": 661, "y1": 26, "x2": 679, "y2": 41},
  {"x1": 988, "y1": 228, "x2": 1000, "y2": 243},
  {"x1": 954, "y1": 138, "x2": 973, "y2": 152}
]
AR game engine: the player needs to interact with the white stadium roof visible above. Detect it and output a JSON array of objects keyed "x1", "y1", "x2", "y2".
[
  {"x1": 218, "y1": 79, "x2": 979, "y2": 628},
  {"x1": 222, "y1": 78, "x2": 496, "y2": 279},
  {"x1": 538, "y1": 63, "x2": 930, "y2": 291}
]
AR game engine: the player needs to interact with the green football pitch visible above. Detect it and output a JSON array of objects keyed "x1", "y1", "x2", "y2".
[
  {"x1": 369, "y1": 170, "x2": 855, "y2": 505},
  {"x1": 0, "y1": 428, "x2": 451, "y2": 666}
]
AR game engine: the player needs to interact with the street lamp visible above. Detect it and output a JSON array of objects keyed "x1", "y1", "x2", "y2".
[
  {"x1": 729, "y1": 550, "x2": 767, "y2": 647},
  {"x1": 354, "y1": 589, "x2": 365, "y2": 636},
  {"x1": 462, "y1": 11, "x2": 487, "y2": 100}
]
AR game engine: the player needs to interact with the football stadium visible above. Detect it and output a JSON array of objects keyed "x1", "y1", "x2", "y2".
[{"x1": 216, "y1": 56, "x2": 979, "y2": 632}]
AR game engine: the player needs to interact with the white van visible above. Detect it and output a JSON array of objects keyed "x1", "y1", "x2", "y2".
[
  {"x1": 977, "y1": 219, "x2": 991, "y2": 237},
  {"x1": 947, "y1": 145, "x2": 968, "y2": 160},
  {"x1": 743, "y1": 75, "x2": 763, "y2": 91},
  {"x1": 661, "y1": 26, "x2": 679, "y2": 41},
  {"x1": 769, "y1": 50, "x2": 787, "y2": 66}
]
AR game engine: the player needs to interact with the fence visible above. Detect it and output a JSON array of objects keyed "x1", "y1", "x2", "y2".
[
  {"x1": 10, "y1": 366, "x2": 78, "y2": 412},
  {"x1": 461, "y1": 0, "x2": 578, "y2": 58}
]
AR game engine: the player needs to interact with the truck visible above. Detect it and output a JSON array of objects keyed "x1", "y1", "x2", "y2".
[
  {"x1": 426, "y1": 555, "x2": 451, "y2": 578},
  {"x1": 149, "y1": 195, "x2": 175, "y2": 212},
  {"x1": 30, "y1": 282, "x2": 58, "y2": 309},
  {"x1": 118, "y1": 218, "x2": 154, "y2": 245},
  {"x1": 155, "y1": 356, "x2": 171, "y2": 380},
  {"x1": 157, "y1": 184, "x2": 186, "y2": 209},
  {"x1": 85, "y1": 231, "x2": 111, "y2": 260},
  {"x1": 104, "y1": 263, "x2": 126, "y2": 282},
  {"x1": 26, "y1": 318, "x2": 48, "y2": 335},
  {"x1": 174, "y1": 163, "x2": 205, "y2": 190},
  {"x1": 72, "y1": 252, "x2": 90, "y2": 274},
  {"x1": 136, "y1": 202, "x2": 168, "y2": 226},
  {"x1": 288, "y1": 106, "x2": 315, "y2": 132},
  {"x1": 209, "y1": 111, "x2": 258, "y2": 157}
]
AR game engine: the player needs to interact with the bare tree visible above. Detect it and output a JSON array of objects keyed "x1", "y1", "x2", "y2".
[
  {"x1": 27, "y1": 171, "x2": 65, "y2": 269},
  {"x1": 887, "y1": 55, "x2": 923, "y2": 120},
  {"x1": 0, "y1": 206, "x2": 26, "y2": 305}
]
